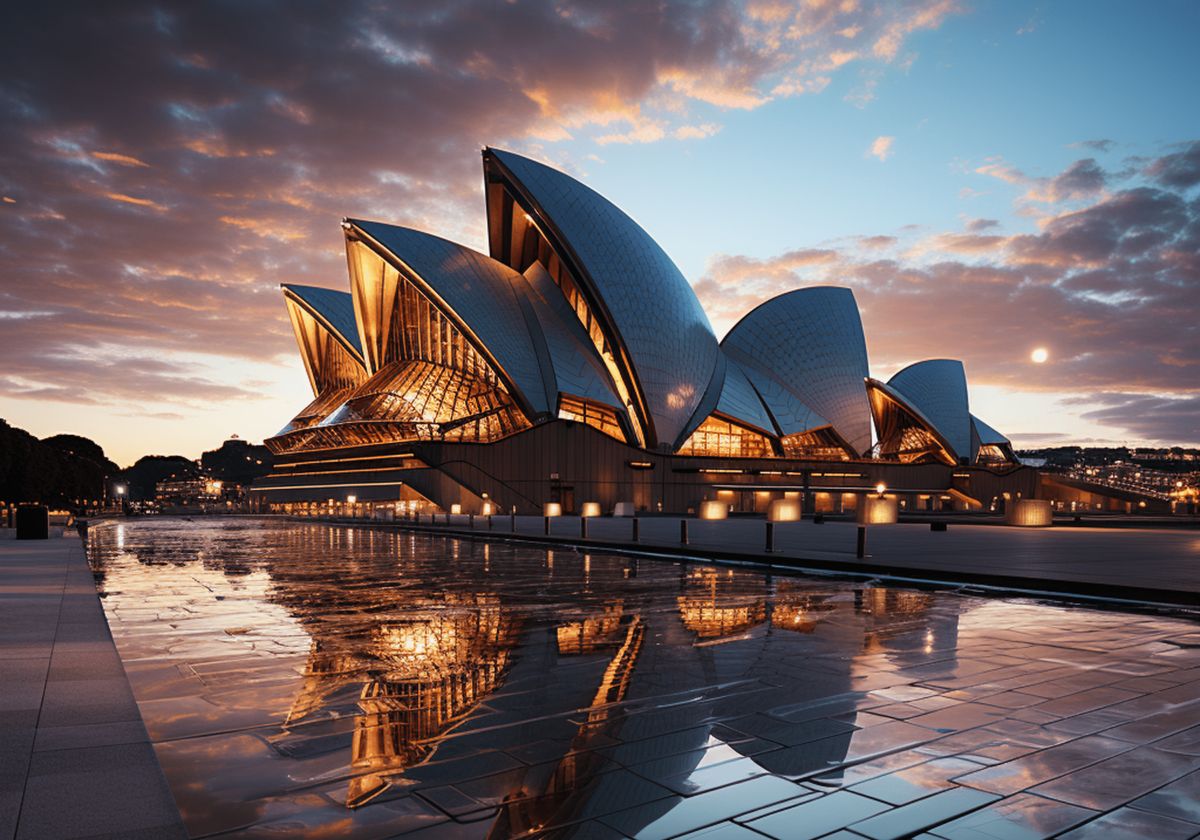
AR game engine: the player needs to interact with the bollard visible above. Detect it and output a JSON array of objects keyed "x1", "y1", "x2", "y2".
[
  {"x1": 765, "y1": 521, "x2": 775, "y2": 553},
  {"x1": 470, "y1": 513, "x2": 475, "y2": 529},
  {"x1": 856, "y1": 526, "x2": 866, "y2": 558},
  {"x1": 512, "y1": 512, "x2": 517, "y2": 532},
  {"x1": 544, "y1": 516, "x2": 550, "y2": 536},
  {"x1": 931, "y1": 522, "x2": 947, "y2": 532},
  {"x1": 680, "y1": 519, "x2": 688, "y2": 545},
  {"x1": 632, "y1": 517, "x2": 639, "y2": 542},
  {"x1": 581, "y1": 517, "x2": 588, "y2": 539},
  {"x1": 488, "y1": 515, "x2": 493, "y2": 531},
  {"x1": 813, "y1": 513, "x2": 825, "y2": 525}
]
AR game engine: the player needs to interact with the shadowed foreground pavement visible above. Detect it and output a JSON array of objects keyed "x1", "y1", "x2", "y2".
[{"x1": 0, "y1": 538, "x2": 185, "y2": 840}]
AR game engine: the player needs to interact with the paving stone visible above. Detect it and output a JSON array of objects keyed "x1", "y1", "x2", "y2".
[{"x1": 1056, "y1": 806, "x2": 1200, "y2": 839}]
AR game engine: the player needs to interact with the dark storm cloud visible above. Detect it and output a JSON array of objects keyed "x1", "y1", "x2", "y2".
[{"x1": 1144, "y1": 141, "x2": 1200, "y2": 189}]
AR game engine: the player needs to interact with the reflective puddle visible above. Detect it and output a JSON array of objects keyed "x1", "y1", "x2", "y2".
[{"x1": 88, "y1": 518, "x2": 1200, "y2": 839}]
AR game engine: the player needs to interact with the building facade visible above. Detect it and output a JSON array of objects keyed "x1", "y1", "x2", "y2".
[{"x1": 252, "y1": 149, "x2": 1033, "y2": 516}]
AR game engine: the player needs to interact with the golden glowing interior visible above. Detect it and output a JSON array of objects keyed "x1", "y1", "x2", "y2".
[
  {"x1": 780, "y1": 428, "x2": 853, "y2": 461},
  {"x1": 488, "y1": 176, "x2": 646, "y2": 447},
  {"x1": 867, "y1": 383, "x2": 957, "y2": 466},
  {"x1": 557, "y1": 394, "x2": 626, "y2": 442},
  {"x1": 285, "y1": 296, "x2": 366, "y2": 395},
  {"x1": 676, "y1": 415, "x2": 775, "y2": 458}
]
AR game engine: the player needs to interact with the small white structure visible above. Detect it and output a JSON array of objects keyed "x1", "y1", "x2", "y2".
[{"x1": 613, "y1": 502, "x2": 636, "y2": 517}]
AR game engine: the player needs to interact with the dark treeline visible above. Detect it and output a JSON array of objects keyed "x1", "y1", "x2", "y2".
[{"x1": 0, "y1": 419, "x2": 117, "y2": 505}]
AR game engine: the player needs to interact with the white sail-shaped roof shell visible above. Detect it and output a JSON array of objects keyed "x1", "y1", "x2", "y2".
[
  {"x1": 887, "y1": 359, "x2": 974, "y2": 463},
  {"x1": 347, "y1": 220, "x2": 552, "y2": 419},
  {"x1": 483, "y1": 148, "x2": 721, "y2": 450},
  {"x1": 722, "y1": 287, "x2": 871, "y2": 455}
]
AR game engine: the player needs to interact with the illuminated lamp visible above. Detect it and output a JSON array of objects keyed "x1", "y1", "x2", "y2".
[
  {"x1": 1006, "y1": 499, "x2": 1053, "y2": 527},
  {"x1": 699, "y1": 500, "x2": 729, "y2": 520},
  {"x1": 581, "y1": 502, "x2": 601, "y2": 518},
  {"x1": 346, "y1": 495, "x2": 357, "y2": 504},
  {"x1": 857, "y1": 495, "x2": 898, "y2": 524},
  {"x1": 450, "y1": 503, "x2": 462, "y2": 515},
  {"x1": 544, "y1": 502, "x2": 563, "y2": 517},
  {"x1": 767, "y1": 499, "x2": 801, "y2": 522},
  {"x1": 481, "y1": 502, "x2": 496, "y2": 515}
]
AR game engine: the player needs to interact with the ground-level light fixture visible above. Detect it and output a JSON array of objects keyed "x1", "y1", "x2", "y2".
[
  {"x1": 875, "y1": 483, "x2": 887, "y2": 497},
  {"x1": 346, "y1": 495, "x2": 357, "y2": 504}
]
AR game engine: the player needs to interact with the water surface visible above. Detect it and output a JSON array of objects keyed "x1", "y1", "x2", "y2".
[{"x1": 89, "y1": 517, "x2": 1200, "y2": 839}]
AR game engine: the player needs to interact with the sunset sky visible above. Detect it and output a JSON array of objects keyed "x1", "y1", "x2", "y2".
[{"x1": 1, "y1": 1, "x2": 1197, "y2": 466}]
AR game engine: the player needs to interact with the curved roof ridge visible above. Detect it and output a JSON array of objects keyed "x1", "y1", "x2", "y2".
[
  {"x1": 281, "y1": 283, "x2": 363, "y2": 360},
  {"x1": 482, "y1": 147, "x2": 721, "y2": 450},
  {"x1": 346, "y1": 219, "x2": 551, "y2": 418}
]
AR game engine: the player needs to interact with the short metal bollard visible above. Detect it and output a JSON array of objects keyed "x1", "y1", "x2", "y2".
[
  {"x1": 813, "y1": 513, "x2": 825, "y2": 525},
  {"x1": 581, "y1": 517, "x2": 588, "y2": 539},
  {"x1": 544, "y1": 516, "x2": 550, "y2": 536},
  {"x1": 931, "y1": 522, "x2": 947, "y2": 532},
  {"x1": 488, "y1": 515, "x2": 493, "y2": 530},
  {"x1": 632, "y1": 517, "x2": 639, "y2": 542},
  {"x1": 856, "y1": 525, "x2": 866, "y2": 558},
  {"x1": 680, "y1": 519, "x2": 688, "y2": 545},
  {"x1": 765, "y1": 521, "x2": 775, "y2": 553},
  {"x1": 470, "y1": 514, "x2": 475, "y2": 529}
]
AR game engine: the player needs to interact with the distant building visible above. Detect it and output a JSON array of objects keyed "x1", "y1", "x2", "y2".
[{"x1": 252, "y1": 149, "x2": 1035, "y2": 516}]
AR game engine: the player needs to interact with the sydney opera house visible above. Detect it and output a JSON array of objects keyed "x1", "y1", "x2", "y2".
[{"x1": 251, "y1": 149, "x2": 1034, "y2": 516}]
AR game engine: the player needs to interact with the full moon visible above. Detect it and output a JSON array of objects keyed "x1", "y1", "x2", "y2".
[{"x1": 1031, "y1": 347, "x2": 1049, "y2": 364}]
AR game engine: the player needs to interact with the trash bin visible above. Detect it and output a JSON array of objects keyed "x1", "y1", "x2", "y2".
[{"x1": 16, "y1": 505, "x2": 49, "y2": 540}]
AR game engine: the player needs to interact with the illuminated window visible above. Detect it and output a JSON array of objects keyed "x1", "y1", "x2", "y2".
[
  {"x1": 867, "y1": 383, "x2": 956, "y2": 466},
  {"x1": 677, "y1": 415, "x2": 774, "y2": 458},
  {"x1": 780, "y1": 429, "x2": 853, "y2": 461},
  {"x1": 558, "y1": 395, "x2": 626, "y2": 442},
  {"x1": 975, "y1": 444, "x2": 1014, "y2": 466}
]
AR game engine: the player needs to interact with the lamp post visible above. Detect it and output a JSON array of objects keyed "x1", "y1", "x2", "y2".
[{"x1": 115, "y1": 484, "x2": 126, "y2": 515}]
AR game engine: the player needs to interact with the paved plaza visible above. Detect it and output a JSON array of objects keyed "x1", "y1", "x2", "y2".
[
  {"x1": 0, "y1": 537, "x2": 186, "y2": 840},
  {"x1": 69, "y1": 517, "x2": 1200, "y2": 839}
]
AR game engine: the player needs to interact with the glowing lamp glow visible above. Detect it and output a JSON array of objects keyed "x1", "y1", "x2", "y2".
[
  {"x1": 875, "y1": 483, "x2": 887, "y2": 497},
  {"x1": 581, "y1": 502, "x2": 601, "y2": 518},
  {"x1": 115, "y1": 485, "x2": 126, "y2": 496},
  {"x1": 699, "y1": 500, "x2": 729, "y2": 520},
  {"x1": 346, "y1": 495, "x2": 357, "y2": 504},
  {"x1": 543, "y1": 502, "x2": 562, "y2": 517},
  {"x1": 481, "y1": 502, "x2": 496, "y2": 515},
  {"x1": 450, "y1": 503, "x2": 462, "y2": 514},
  {"x1": 1007, "y1": 499, "x2": 1052, "y2": 527},
  {"x1": 857, "y1": 496, "x2": 898, "y2": 524},
  {"x1": 767, "y1": 499, "x2": 801, "y2": 522}
]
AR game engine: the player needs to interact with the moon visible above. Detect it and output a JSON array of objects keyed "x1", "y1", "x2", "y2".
[{"x1": 1031, "y1": 347, "x2": 1049, "y2": 364}]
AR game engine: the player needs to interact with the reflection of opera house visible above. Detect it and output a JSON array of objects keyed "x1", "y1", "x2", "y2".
[{"x1": 252, "y1": 148, "x2": 1035, "y2": 515}]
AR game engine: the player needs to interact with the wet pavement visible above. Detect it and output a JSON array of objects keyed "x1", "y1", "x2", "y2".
[{"x1": 86, "y1": 517, "x2": 1200, "y2": 839}]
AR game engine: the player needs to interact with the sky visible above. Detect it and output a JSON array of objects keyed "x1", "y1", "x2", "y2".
[{"x1": 1, "y1": 0, "x2": 1197, "y2": 467}]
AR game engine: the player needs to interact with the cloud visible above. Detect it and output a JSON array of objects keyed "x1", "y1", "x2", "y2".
[
  {"x1": 1072, "y1": 139, "x2": 1114, "y2": 153},
  {"x1": 868, "y1": 135, "x2": 895, "y2": 161},
  {"x1": 695, "y1": 148, "x2": 1200, "y2": 444},
  {"x1": 1077, "y1": 394, "x2": 1200, "y2": 444},
  {"x1": 976, "y1": 156, "x2": 1108, "y2": 203},
  {"x1": 1143, "y1": 140, "x2": 1200, "y2": 189}
]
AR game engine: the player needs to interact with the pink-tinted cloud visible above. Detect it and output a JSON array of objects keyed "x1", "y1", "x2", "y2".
[
  {"x1": 696, "y1": 149, "x2": 1200, "y2": 443},
  {"x1": 0, "y1": 0, "x2": 963, "y2": 426}
]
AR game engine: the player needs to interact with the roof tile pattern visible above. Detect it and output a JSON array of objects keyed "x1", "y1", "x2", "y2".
[
  {"x1": 351, "y1": 221, "x2": 551, "y2": 417},
  {"x1": 487, "y1": 149, "x2": 720, "y2": 449},
  {"x1": 723, "y1": 287, "x2": 871, "y2": 455},
  {"x1": 888, "y1": 359, "x2": 974, "y2": 462}
]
